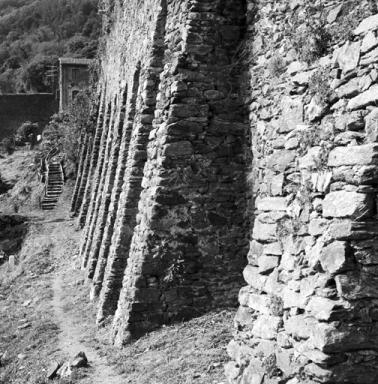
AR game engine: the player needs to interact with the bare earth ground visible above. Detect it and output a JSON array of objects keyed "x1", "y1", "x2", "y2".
[{"x1": 0, "y1": 149, "x2": 234, "y2": 384}]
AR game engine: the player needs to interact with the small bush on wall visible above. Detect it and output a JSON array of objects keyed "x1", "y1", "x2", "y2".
[
  {"x1": 308, "y1": 67, "x2": 332, "y2": 105},
  {"x1": 268, "y1": 55, "x2": 286, "y2": 78},
  {"x1": 288, "y1": 0, "x2": 331, "y2": 64}
]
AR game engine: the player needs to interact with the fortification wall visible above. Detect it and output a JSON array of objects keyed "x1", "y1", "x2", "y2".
[
  {"x1": 71, "y1": 0, "x2": 378, "y2": 382},
  {"x1": 0, "y1": 94, "x2": 58, "y2": 139}
]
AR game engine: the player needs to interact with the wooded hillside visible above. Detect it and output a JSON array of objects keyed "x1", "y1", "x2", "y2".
[{"x1": 0, "y1": 0, "x2": 100, "y2": 93}]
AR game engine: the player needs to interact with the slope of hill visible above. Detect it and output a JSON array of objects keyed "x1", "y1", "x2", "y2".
[{"x1": 0, "y1": 0, "x2": 100, "y2": 93}]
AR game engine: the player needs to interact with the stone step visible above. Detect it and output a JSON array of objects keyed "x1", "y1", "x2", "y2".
[
  {"x1": 42, "y1": 202, "x2": 57, "y2": 207},
  {"x1": 43, "y1": 197, "x2": 58, "y2": 202}
]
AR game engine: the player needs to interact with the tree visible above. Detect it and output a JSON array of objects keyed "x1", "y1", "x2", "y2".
[
  {"x1": 16, "y1": 121, "x2": 39, "y2": 146},
  {"x1": 20, "y1": 54, "x2": 58, "y2": 92}
]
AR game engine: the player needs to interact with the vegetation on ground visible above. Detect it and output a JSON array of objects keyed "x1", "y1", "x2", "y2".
[{"x1": 43, "y1": 87, "x2": 98, "y2": 178}]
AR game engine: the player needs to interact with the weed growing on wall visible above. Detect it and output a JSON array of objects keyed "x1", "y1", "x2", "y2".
[
  {"x1": 330, "y1": 1, "x2": 374, "y2": 43},
  {"x1": 297, "y1": 126, "x2": 321, "y2": 155},
  {"x1": 308, "y1": 67, "x2": 332, "y2": 106},
  {"x1": 268, "y1": 55, "x2": 286, "y2": 78},
  {"x1": 288, "y1": 0, "x2": 331, "y2": 64}
]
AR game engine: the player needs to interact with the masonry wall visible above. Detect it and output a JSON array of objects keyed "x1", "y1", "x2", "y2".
[
  {"x1": 71, "y1": 0, "x2": 378, "y2": 382},
  {"x1": 226, "y1": 1, "x2": 378, "y2": 383},
  {"x1": 0, "y1": 94, "x2": 58, "y2": 139},
  {"x1": 72, "y1": 0, "x2": 249, "y2": 346}
]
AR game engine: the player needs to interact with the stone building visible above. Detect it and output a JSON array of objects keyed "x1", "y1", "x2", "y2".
[
  {"x1": 59, "y1": 58, "x2": 92, "y2": 112},
  {"x1": 70, "y1": 0, "x2": 378, "y2": 382}
]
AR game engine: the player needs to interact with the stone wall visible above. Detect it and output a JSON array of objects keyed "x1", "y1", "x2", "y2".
[
  {"x1": 226, "y1": 1, "x2": 378, "y2": 383},
  {"x1": 71, "y1": 0, "x2": 378, "y2": 382},
  {"x1": 71, "y1": 0, "x2": 248, "y2": 347},
  {"x1": 0, "y1": 94, "x2": 58, "y2": 140}
]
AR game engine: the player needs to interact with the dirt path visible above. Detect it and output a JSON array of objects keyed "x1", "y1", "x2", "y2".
[
  {"x1": 52, "y1": 270, "x2": 125, "y2": 384},
  {"x1": 44, "y1": 208, "x2": 125, "y2": 384}
]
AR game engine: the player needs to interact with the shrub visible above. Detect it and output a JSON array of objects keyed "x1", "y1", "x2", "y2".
[
  {"x1": 267, "y1": 55, "x2": 286, "y2": 78},
  {"x1": 16, "y1": 121, "x2": 39, "y2": 145},
  {"x1": 1, "y1": 137, "x2": 15, "y2": 155},
  {"x1": 329, "y1": 2, "x2": 374, "y2": 44},
  {"x1": 43, "y1": 86, "x2": 98, "y2": 178},
  {"x1": 308, "y1": 67, "x2": 332, "y2": 106},
  {"x1": 288, "y1": 0, "x2": 331, "y2": 64}
]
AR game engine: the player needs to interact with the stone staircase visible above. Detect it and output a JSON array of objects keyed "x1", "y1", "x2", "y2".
[{"x1": 41, "y1": 158, "x2": 64, "y2": 211}]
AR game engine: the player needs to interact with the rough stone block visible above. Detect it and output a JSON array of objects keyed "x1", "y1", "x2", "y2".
[
  {"x1": 320, "y1": 241, "x2": 352, "y2": 274},
  {"x1": 306, "y1": 297, "x2": 340, "y2": 320},
  {"x1": 365, "y1": 108, "x2": 378, "y2": 142},
  {"x1": 327, "y1": 144, "x2": 378, "y2": 167},
  {"x1": 163, "y1": 141, "x2": 193, "y2": 157},
  {"x1": 270, "y1": 173, "x2": 284, "y2": 196},
  {"x1": 243, "y1": 265, "x2": 267, "y2": 291},
  {"x1": 354, "y1": 14, "x2": 378, "y2": 35},
  {"x1": 243, "y1": 292, "x2": 273, "y2": 315},
  {"x1": 335, "y1": 77, "x2": 360, "y2": 98},
  {"x1": 257, "y1": 255, "x2": 279, "y2": 274},
  {"x1": 309, "y1": 218, "x2": 329, "y2": 236},
  {"x1": 263, "y1": 242, "x2": 282, "y2": 255},
  {"x1": 284, "y1": 315, "x2": 318, "y2": 340},
  {"x1": 266, "y1": 150, "x2": 296, "y2": 172},
  {"x1": 361, "y1": 31, "x2": 378, "y2": 53},
  {"x1": 252, "y1": 315, "x2": 281, "y2": 340},
  {"x1": 282, "y1": 286, "x2": 308, "y2": 309},
  {"x1": 335, "y1": 271, "x2": 378, "y2": 299},
  {"x1": 348, "y1": 84, "x2": 378, "y2": 110},
  {"x1": 335, "y1": 41, "x2": 361, "y2": 73},
  {"x1": 322, "y1": 191, "x2": 374, "y2": 219},
  {"x1": 253, "y1": 212, "x2": 286, "y2": 242},
  {"x1": 280, "y1": 97, "x2": 304, "y2": 133},
  {"x1": 255, "y1": 196, "x2": 287, "y2": 211}
]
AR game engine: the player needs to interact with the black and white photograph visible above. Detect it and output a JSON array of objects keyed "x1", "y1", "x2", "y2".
[{"x1": 0, "y1": 0, "x2": 378, "y2": 383}]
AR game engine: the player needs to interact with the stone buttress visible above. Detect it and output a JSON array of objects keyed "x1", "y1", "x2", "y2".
[{"x1": 73, "y1": 0, "x2": 248, "y2": 343}]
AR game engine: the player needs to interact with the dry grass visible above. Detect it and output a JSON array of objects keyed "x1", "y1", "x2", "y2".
[
  {"x1": 103, "y1": 310, "x2": 234, "y2": 384},
  {"x1": 58, "y1": 260, "x2": 235, "y2": 384},
  {"x1": 54, "y1": 232, "x2": 235, "y2": 384},
  {"x1": 0, "y1": 148, "x2": 43, "y2": 214},
  {"x1": 0, "y1": 228, "x2": 58, "y2": 384}
]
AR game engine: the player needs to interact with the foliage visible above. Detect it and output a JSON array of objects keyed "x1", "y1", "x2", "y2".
[
  {"x1": 16, "y1": 121, "x2": 39, "y2": 144},
  {"x1": 0, "y1": 0, "x2": 100, "y2": 93},
  {"x1": 1, "y1": 137, "x2": 15, "y2": 154},
  {"x1": 43, "y1": 87, "x2": 97, "y2": 177},
  {"x1": 297, "y1": 126, "x2": 321, "y2": 155},
  {"x1": 267, "y1": 55, "x2": 286, "y2": 78},
  {"x1": 99, "y1": 0, "x2": 116, "y2": 34},
  {"x1": 288, "y1": 0, "x2": 331, "y2": 64},
  {"x1": 330, "y1": 1, "x2": 374, "y2": 43},
  {"x1": 308, "y1": 67, "x2": 332, "y2": 105}
]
